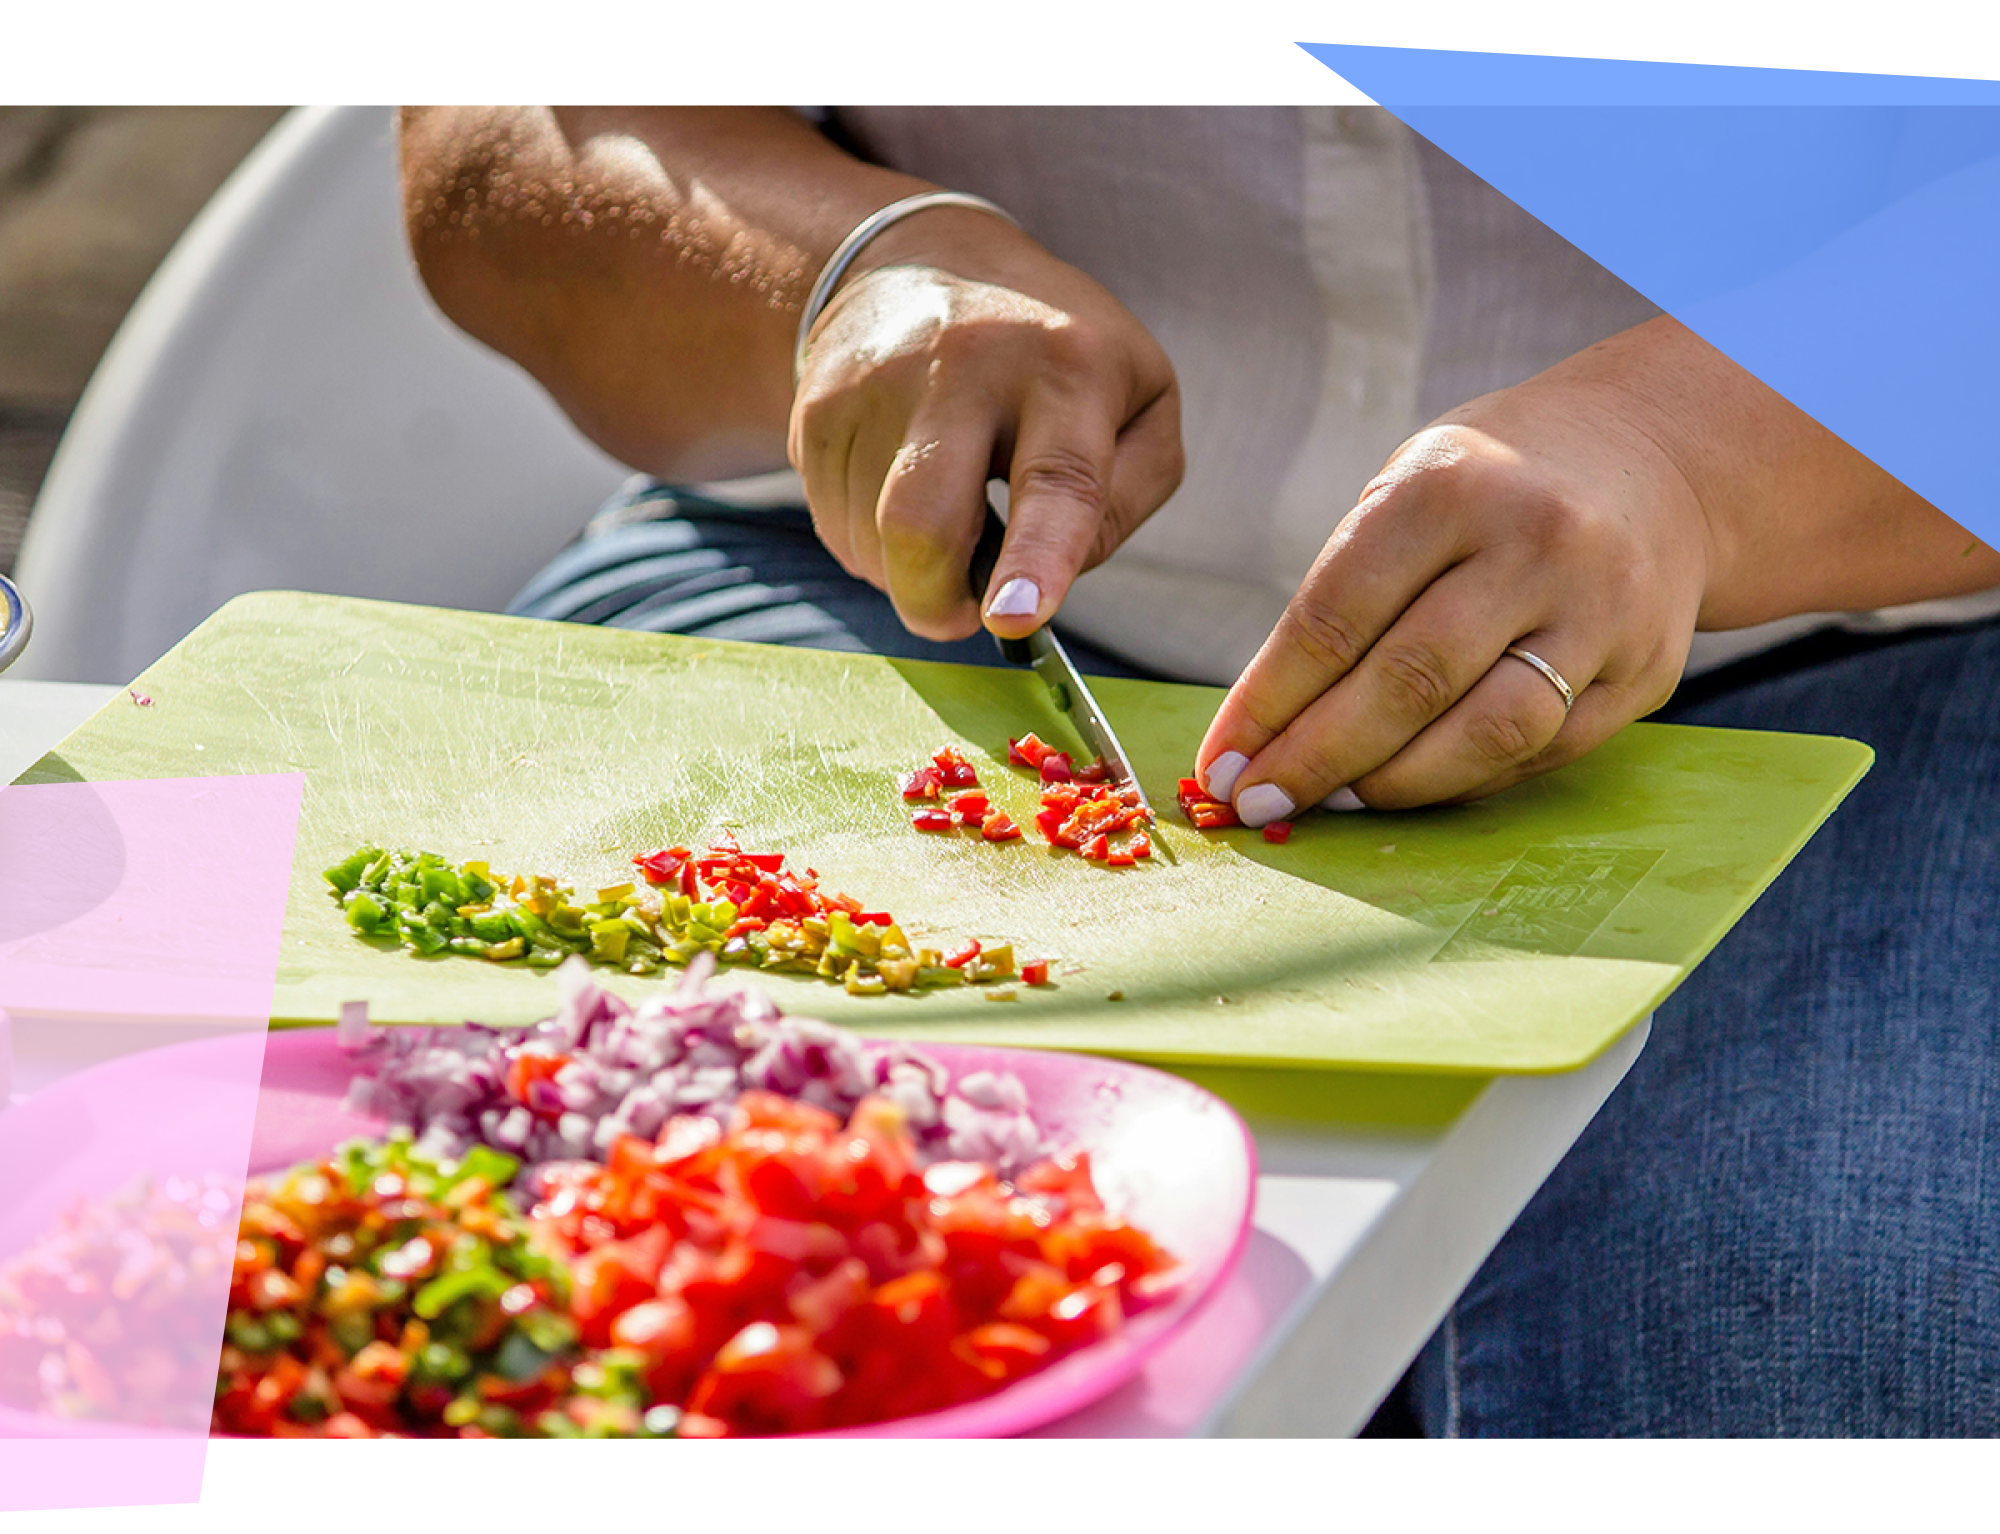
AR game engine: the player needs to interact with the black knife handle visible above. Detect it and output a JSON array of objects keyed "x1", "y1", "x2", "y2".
[{"x1": 969, "y1": 498, "x2": 1034, "y2": 666}]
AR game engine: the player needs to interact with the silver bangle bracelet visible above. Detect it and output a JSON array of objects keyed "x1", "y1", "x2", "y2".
[{"x1": 792, "y1": 190, "x2": 1018, "y2": 384}]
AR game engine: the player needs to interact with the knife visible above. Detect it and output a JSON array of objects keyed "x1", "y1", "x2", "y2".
[{"x1": 968, "y1": 500, "x2": 1162, "y2": 838}]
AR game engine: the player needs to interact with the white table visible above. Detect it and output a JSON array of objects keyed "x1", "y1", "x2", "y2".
[{"x1": 0, "y1": 677, "x2": 1646, "y2": 1437}]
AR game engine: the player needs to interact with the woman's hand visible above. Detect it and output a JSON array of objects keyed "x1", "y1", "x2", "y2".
[
  {"x1": 790, "y1": 208, "x2": 1182, "y2": 643},
  {"x1": 1195, "y1": 362, "x2": 1714, "y2": 821},
  {"x1": 1196, "y1": 314, "x2": 2000, "y2": 821}
]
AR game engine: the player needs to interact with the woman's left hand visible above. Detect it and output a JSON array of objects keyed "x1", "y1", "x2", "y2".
[{"x1": 1194, "y1": 368, "x2": 1714, "y2": 820}]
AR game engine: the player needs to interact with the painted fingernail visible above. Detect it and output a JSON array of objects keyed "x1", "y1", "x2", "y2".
[
  {"x1": 986, "y1": 577, "x2": 1041, "y2": 619},
  {"x1": 1235, "y1": 783, "x2": 1295, "y2": 828},
  {"x1": 1201, "y1": 750, "x2": 1249, "y2": 802},
  {"x1": 1321, "y1": 786, "x2": 1366, "y2": 812}
]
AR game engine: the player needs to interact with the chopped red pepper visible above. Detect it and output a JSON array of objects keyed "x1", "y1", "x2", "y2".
[
  {"x1": 855, "y1": 911, "x2": 895, "y2": 927},
  {"x1": 1008, "y1": 733, "x2": 1053, "y2": 769},
  {"x1": 1073, "y1": 758, "x2": 1112, "y2": 785},
  {"x1": 1082, "y1": 832, "x2": 1111, "y2": 861},
  {"x1": 1038, "y1": 752, "x2": 1073, "y2": 785},
  {"x1": 931, "y1": 746, "x2": 981, "y2": 789},
  {"x1": 980, "y1": 813, "x2": 1023, "y2": 842},
  {"x1": 950, "y1": 793, "x2": 991, "y2": 823},
  {"x1": 1021, "y1": 960, "x2": 1050, "y2": 986},
  {"x1": 1106, "y1": 852, "x2": 1137, "y2": 867},
  {"x1": 1130, "y1": 832, "x2": 1152, "y2": 859},
  {"x1": 1177, "y1": 778, "x2": 1240, "y2": 830},
  {"x1": 900, "y1": 766, "x2": 944, "y2": 801},
  {"x1": 911, "y1": 809, "x2": 954, "y2": 833},
  {"x1": 1261, "y1": 821, "x2": 1293, "y2": 844},
  {"x1": 944, "y1": 940, "x2": 982, "y2": 969}
]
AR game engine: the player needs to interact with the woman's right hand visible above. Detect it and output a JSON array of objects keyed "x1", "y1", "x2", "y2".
[{"x1": 790, "y1": 207, "x2": 1183, "y2": 644}]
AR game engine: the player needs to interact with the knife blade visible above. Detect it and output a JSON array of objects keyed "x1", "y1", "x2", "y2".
[{"x1": 967, "y1": 501, "x2": 1160, "y2": 834}]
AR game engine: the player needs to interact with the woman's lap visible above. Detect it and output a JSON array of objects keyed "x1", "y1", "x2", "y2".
[
  {"x1": 517, "y1": 480, "x2": 2000, "y2": 1434},
  {"x1": 1413, "y1": 620, "x2": 2000, "y2": 1435}
]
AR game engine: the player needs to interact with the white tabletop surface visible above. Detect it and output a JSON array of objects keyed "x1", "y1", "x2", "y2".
[{"x1": 0, "y1": 676, "x2": 1646, "y2": 1437}]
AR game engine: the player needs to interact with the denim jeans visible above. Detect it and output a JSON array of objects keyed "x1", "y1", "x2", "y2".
[
  {"x1": 515, "y1": 481, "x2": 2000, "y2": 1435},
  {"x1": 1407, "y1": 618, "x2": 2000, "y2": 1436}
]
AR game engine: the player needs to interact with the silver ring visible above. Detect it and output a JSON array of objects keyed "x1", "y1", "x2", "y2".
[
  {"x1": 1504, "y1": 645, "x2": 1574, "y2": 713},
  {"x1": 0, "y1": 573, "x2": 30, "y2": 676}
]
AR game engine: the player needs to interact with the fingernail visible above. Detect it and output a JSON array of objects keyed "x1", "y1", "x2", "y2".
[
  {"x1": 1201, "y1": 750, "x2": 1249, "y2": 801},
  {"x1": 986, "y1": 577, "x2": 1041, "y2": 619},
  {"x1": 1321, "y1": 786, "x2": 1365, "y2": 812},
  {"x1": 1235, "y1": 783, "x2": 1295, "y2": 828}
]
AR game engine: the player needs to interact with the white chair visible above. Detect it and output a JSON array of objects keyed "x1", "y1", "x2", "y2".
[{"x1": 11, "y1": 106, "x2": 631, "y2": 685}]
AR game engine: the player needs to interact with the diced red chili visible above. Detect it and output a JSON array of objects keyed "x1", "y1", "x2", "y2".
[
  {"x1": 1106, "y1": 853, "x2": 1136, "y2": 868},
  {"x1": 932, "y1": 747, "x2": 981, "y2": 789},
  {"x1": 1261, "y1": 821, "x2": 1293, "y2": 844},
  {"x1": 856, "y1": 911, "x2": 895, "y2": 927},
  {"x1": 1130, "y1": 833, "x2": 1152, "y2": 859},
  {"x1": 1073, "y1": 759, "x2": 1111, "y2": 785},
  {"x1": 1021, "y1": 960, "x2": 1050, "y2": 986},
  {"x1": 1009, "y1": 733, "x2": 1054, "y2": 769},
  {"x1": 944, "y1": 940, "x2": 982, "y2": 969},
  {"x1": 950, "y1": 793, "x2": 991, "y2": 823},
  {"x1": 1038, "y1": 752, "x2": 1073, "y2": 784},
  {"x1": 911, "y1": 809, "x2": 955, "y2": 832},
  {"x1": 1082, "y1": 833, "x2": 1111, "y2": 861},
  {"x1": 980, "y1": 813, "x2": 1022, "y2": 842},
  {"x1": 900, "y1": 766, "x2": 944, "y2": 801}
]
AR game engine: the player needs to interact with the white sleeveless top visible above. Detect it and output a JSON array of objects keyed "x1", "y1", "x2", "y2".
[{"x1": 810, "y1": 107, "x2": 2000, "y2": 683}]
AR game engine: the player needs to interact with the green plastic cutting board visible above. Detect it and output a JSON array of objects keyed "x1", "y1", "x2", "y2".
[{"x1": 18, "y1": 591, "x2": 1870, "y2": 1074}]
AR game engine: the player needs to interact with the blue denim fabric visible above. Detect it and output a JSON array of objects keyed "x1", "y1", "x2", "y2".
[
  {"x1": 507, "y1": 481, "x2": 1160, "y2": 679},
  {"x1": 1410, "y1": 618, "x2": 2000, "y2": 1436}
]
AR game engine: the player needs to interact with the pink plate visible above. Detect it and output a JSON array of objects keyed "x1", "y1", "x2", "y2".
[{"x1": 0, "y1": 1024, "x2": 1248, "y2": 1448}]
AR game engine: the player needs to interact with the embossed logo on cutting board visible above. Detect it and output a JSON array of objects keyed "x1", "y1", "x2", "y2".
[{"x1": 1432, "y1": 845, "x2": 1664, "y2": 961}]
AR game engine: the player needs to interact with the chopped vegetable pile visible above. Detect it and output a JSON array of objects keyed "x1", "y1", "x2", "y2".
[
  {"x1": 324, "y1": 836, "x2": 1047, "y2": 996},
  {"x1": 528, "y1": 1089, "x2": 1179, "y2": 1434},
  {"x1": 214, "y1": 1137, "x2": 610, "y2": 1438},
  {"x1": 344, "y1": 960, "x2": 1053, "y2": 1177},
  {"x1": 244, "y1": 972, "x2": 1178, "y2": 1437}
]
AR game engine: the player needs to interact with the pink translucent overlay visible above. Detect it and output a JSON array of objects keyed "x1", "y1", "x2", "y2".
[{"x1": 0, "y1": 774, "x2": 302, "y2": 1511}]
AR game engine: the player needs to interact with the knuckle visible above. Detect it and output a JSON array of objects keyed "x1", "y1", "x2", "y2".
[
  {"x1": 1015, "y1": 444, "x2": 1110, "y2": 513},
  {"x1": 1372, "y1": 639, "x2": 1459, "y2": 720},
  {"x1": 1462, "y1": 706, "x2": 1541, "y2": 770},
  {"x1": 1277, "y1": 598, "x2": 1370, "y2": 679}
]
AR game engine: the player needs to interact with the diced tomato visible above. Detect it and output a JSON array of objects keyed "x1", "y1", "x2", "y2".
[
  {"x1": 1261, "y1": 820, "x2": 1293, "y2": 844},
  {"x1": 1038, "y1": 752, "x2": 1073, "y2": 784},
  {"x1": 980, "y1": 813, "x2": 1022, "y2": 842},
  {"x1": 1021, "y1": 960, "x2": 1050, "y2": 986},
  {"x1": 911, "y1": 809, "x2": 954, "y2": 832},
  {"x1": 505, "y1": 1049, "x2": 570, "y2": 1110}
]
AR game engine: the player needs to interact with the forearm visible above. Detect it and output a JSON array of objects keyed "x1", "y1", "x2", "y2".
[
  {"x1": 397, "y1": 106, "x2": 929, "y2": 479},
  {"x1": 1499, "y1": 316, "x2": 2000, "y2": 628}
]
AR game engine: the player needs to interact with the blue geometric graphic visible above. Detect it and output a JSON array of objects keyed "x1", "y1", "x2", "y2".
[{"x1": 1302, "y1": 45, "x2": 2000, "y2": 549}]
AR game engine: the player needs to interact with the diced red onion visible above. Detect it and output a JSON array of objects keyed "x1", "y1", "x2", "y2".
[{"x1": 339, "y1": 958, "x2": 1056, "y2": 1182}]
